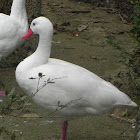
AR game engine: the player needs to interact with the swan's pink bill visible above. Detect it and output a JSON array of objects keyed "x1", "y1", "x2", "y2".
[{"x1": 22, "y1": 29, "x2": 33, "y2": 39}]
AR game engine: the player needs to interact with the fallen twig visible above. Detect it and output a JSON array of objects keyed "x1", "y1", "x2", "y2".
[
  {"x1": 109, "y1": 114, "x2": 134, "y2": 124},
  {"x1": 67, "y1": 10, "x2": 91, "y2": 14},
  {"x1": 119, "y1": 13, "x2": 125, "y2": 23}
]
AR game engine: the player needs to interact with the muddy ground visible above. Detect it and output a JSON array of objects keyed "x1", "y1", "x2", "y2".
[{"x1": 0, "y1": 0, "x2": 138, "y2": 140}]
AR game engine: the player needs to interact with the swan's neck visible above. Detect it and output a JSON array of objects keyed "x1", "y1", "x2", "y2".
[
  {"x1": 27, "y1": 33, "x2": 52, "y2": 68},
  {"x1": 36, "y1": 34, "x2": 52, "y2": 61},
  {"x1": 10, "y1": 0, "x2": 27, "y2": 25}
]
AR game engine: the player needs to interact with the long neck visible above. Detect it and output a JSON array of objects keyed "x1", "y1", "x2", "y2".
[
  {"x1": 10, "y1": 0, "x2": 27, "y2": 24},
  {"x1": 31, "y1": 33, "x2": 52, "y2": 66}
]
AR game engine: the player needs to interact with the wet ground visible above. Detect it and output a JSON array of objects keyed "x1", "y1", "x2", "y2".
[{"x1": 0, "y1": 0, "x2": 138, "y2": 140}]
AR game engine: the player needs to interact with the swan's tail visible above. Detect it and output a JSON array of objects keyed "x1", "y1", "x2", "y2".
[
  {"x1": 116, "y1": 91, "x2": 137, "y2": 107},
  {"x1": 127, "y1": 101, "x2": 137, "y2": 107}
]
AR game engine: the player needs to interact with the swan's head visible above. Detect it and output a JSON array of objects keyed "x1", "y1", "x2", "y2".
[{"x1": 22, "y1": 17, "x2": 53, "y2": 39}]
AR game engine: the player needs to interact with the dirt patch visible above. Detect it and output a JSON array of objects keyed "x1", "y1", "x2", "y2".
[{"x1": 73, "y1": 0, "x2": 135, "y2": 16}]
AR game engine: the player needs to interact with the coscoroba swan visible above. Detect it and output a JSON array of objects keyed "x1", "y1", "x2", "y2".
[
  {"x1": 16, "y1": 17, "x2": 137, "y2": 140},
  {"x1": 0, "y1": 0, "x2": 28, "y2": 58}
]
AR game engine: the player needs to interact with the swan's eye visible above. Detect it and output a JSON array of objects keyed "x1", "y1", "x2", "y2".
[{"x1": 33, "y1": 23, "x2": 36, "y2": 26}]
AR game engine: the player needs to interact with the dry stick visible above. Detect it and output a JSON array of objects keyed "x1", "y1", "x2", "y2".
[
  {"x1": 67, "y1": 10, "x2": 91, "y2": 14},
  {"x1": 119, "y1": 13, "x2": 125, "y2": 23},
  {"x1": 14, "y1": 76, "x2": 67, "y2": 117},
  {"x1": 14, "y1": 91, "x2": 40, "y2": 117},
  {"x1": 18, "y1": 98, "x2": 83, "y2": 118},
  {"x1": 109, "y1": 114, "x2": 134, "y2": 124},
  {"x1": 13, "y1": 77, "x2": 42, "y2": 117},
  {"x1": 47, "y1": 97, "x2": 83, "y2": 116}
]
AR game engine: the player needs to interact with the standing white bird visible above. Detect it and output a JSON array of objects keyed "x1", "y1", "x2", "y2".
[
  {"x1": 0, "y1": 0, "x2": 28, "y2": 58},
  {"x1": 16, "y1": 17, "x2": 137, "y2": 140}
]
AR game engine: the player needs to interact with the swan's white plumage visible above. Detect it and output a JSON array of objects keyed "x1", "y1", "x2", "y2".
[
  {"x1": 16, "y1": 17, "x2": 137, "y2": 120},
  {"x1": 0, "y1": 0, "x2": 28, "y2": 58}
]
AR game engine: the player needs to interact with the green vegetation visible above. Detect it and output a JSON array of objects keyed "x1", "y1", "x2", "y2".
[
  {"x1": 0, "y1": 88, "x2": 26, "y2": 115},
  {"x1": 130, "y1": 0, "x2": 140, "y2": 41},
  {"x1": 129, "y1": 1, "x2": 140, "y2": 139},
  {"x1": 125, "y1": 0, "x2": 140, "y2": 96},
  {"x1": 0, "y1": 127, "x2": 16, "y2": 140},
  {"x1": 105, "y1": 0, "x2": 140, "y2": 97}
]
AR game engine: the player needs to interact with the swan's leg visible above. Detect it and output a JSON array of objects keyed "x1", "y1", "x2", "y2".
[{"x1": 60, "y1": 121, "x2": 68, "y2": 140}]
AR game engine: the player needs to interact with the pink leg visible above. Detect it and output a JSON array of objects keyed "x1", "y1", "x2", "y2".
[{"x1": 60, "y1": 121, "x2": 68, "y2": 140}]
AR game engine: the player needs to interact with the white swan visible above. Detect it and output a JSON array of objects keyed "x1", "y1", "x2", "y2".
[
  {"x1": 0, "y1": 0, "x2": 28, "y2": 58},
  {"x1": 16, "y1": 17, "x2": 137, "y2": 140}
]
